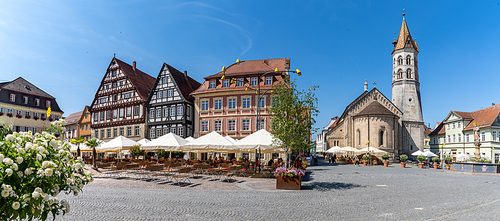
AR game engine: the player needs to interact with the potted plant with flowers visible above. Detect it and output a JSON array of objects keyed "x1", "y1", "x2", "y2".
[
  {"x1": 25, "y1": 114, "x2": 31, "y2": 119},
  {"x1": 432, "y1": 157, "x2": 440, "y2": 169},
  {"x1": 7, "y1": 112, "x2": 13, "y2": 118},
  {"x1": 400, "y1": 154, "x2": 408, "y2": 168},
  {"x1": 445, "y1": 156, "x2": 453, "y2": 170},
  {"x1": 362, "y1": 154, "x2": 370, "y2": 166},
  {"x1": 48, "y1": 117, "x2": 54, "y2": 122},
  {"x1": 0, "y1": 111, "x2": 3, "y2": 116},
  {"x1": 381, "y1": 154, "x2": 390, "y2": 167},
  {"x1": 274, "y1": 167, "x2": 306, "y2": 190},
  {"x1": 16, "y1": 114, "x2": 22, "y2": 118},
  {"x1": 41, "y1": 116, "x2": 46, "y2": 121},
  {"x1": 33, "y1": 115, "x2": 39, "y2": 120},
  {"x1": 417, "y1": 155, "x2": 426, "y2": 169}
]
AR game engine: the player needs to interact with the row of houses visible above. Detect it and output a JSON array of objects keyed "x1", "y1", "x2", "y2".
[{"x1": 60, "y1": 57, "x2": 292, "y2": 144}]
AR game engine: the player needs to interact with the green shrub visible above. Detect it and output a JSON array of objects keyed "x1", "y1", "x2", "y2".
[
  {"x1": 362, "y1": 154, "x2": 370, "y2": 160},
  {"x1": 130, "y1": 146, "x2": 144, "y2": 157},
  {"x1": 432, "y1": 157, "x2": 440, "y2": 163},
  {"x1": 444, "y1": 156, "x2": 453, "y2": 163},
  {"x1": 400, "y1": 155, "x2": 408, "y2": 162},
  {"x1": 417, "y1": 155, "x2": 426, "y2": 162},
  {"x1": 381, "y1": 154, "x2": 390, "y2": 160}
]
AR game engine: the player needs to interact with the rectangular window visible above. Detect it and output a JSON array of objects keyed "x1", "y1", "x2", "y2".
[
  {"x1": 10, "y1": 94, "x2": 15, "y2": 102},
  {"x1": 113, "y1": 94, "x2": 117, "y2": 102},
  {"x1": 214, "y1": 120, "x2": 222, "y2": 131},
  {"x1": 101, "y1": 130, "x2": 104, "y2": 139},
  {"x1": 106, "y1": 110, "x2": 111, "y2": 120},
  {"x1": 493, "y1": 131, "x2": 497, "y2": 141},
  {"x1": 453, "y1": 134, "x2": 456, "y2": 143},
  {"x1": 157, "y1": 91, "x2": 162, "y2": 99},
  {"x1": 481, "y1": 132, "x2": 486, "y2": 141},
  {"x1": 237, "y1": 78, "x2": 243, "y2": 87},
  {"x1": 171, "y1": 128, "x2": 176, "y2": 134},
  {"x1": 228, "y1": 120, "x2": 236, "y2": 131},
  {"x1": 201, "y1": 121, "x2": 209, "y2": 132},
  {"x1": 433, "y1": 138, "x2": 436, "y2": 144},
  {"x1": 163, "y1": 91, "x2": 167, "y2": 98},
  {"x1": 177, "y1": 106, "x2": 183, "y2": 115},
  {"x1": 112, "y1": 70, "x2": 117, "y2": 77},
  {"x1": 202, "y1": 100, "x2": 209, "y2": 111},
  {"x1": 107, "y1": 129, "x2": 111, "y2": 138},
  {"x1": 126, "y1": 127, "x2": 131, "y2": 136},
  {"x1": 163, "y1": 128, "x2": 168, "y2": 135},
  {"x1": 112, "y1": 83, "x2": 117, "y2": 88},
  {"x1": 242, "y1": 98, "x2": 250, "y2": 108},
  {"x1": 162, "y1": 78, "x2": 168, "y2": 84},
  {"x1": 447, "y1": 135, "x2": 450, "y2": 143},
  {"x1": 242, "y1": 119, "x2": 250, "y2": 130},
  {"x1": 85, "y1": 124, "x2": 88, "y2": 130},
  {"x1": 466, "y1": 134, "x2": 470, "y2": 142},
  {"x1": 259, "y1": 97, "x2": 266, "y2": 108},
  {"x1": 168, "y1": 90, "x2": 173, "y2": 97},
  {"x1": 127, "y1": 107, "x2": 132, "y2": 117},
  {"x1": 23, "y1": 96, "x2": 28, "y2": 104},
  {"x1": 170, "y1": 108, "x2": 175, "y2": 116},
  {"x1": 258, "y1": 119, "x2": 265, "y2": 130},
  {"x1": 120, "y1": 128, "x2": 124, "y2": 136},
  {"x1": 35, "y1": 98, "x2": 40, "y2": 106},
  {"x1": 156, "y1": 109, "x2": 161, "y2": 118},
  {"x1": 228, "y1": 98, "x2": 236, "y2": 109},
  {"x1": 7, "y1": 109, "x2": 12, "y2": 114},
  {"x1": 453, "y1": 123, "x2": 455, "y2": 129},
  {"x1": 214, "y1": 99, "x2": 222, "y2": 110},
  {"x1": 265, "y1": 76, "x2": 272, "y2": 85},
  {"x1": 95, "y1": 130, "x2": 98, "y2": 138},
  {"x1": 113, "y1": 128, "x2": 117, "y2": 137},
  {"x1": 150, "y1": 129, "x2": 155, "y2": 139},
  {"x1": 223, "y1": 79, "x2": 230, "y2": 87},
  {"x1": 135, "y1": 126, "x2": 139, "y2": 136},
  {"x1": 156, "y1": 129, "x2": 162, "y2": 138},
  {"x1": 458, "y1": 134, "x2": 461, "y2": 142},
  {"x1": 149, "y1": 109, "x2": 154, "y2": 119},
  {"x1": 100, "y1": 111, "x2": 104, "y2": 121},
  {"x1": 178, "y1": 127, "x2": 183, "y2": 137},
  {"x1": 113, "y1": 109, "x2": 117, "y2": 119},
  {"x1": 251, "y1": 77, "x2": 257, "y2": 86},
  {"x1": 81, "y1": 125, "x2": 84, "y2": 131},
  {"x1": 124, "y1": 93, "x2": 130, "y2": 99},
  {"x1": 164, "y1": 108, "x2": 168, "y2": 117},
  {"x1": 119, "y1": 108, "x2": 124, "y2": 117},
  {"x1": 457, "y1": 121, "x2": 461, "y2": 128},
  {"x1": 134, "y1": 106, "x2": 139, "y2": 116},
  {"x1": 209, "y1": 81, "x2": 216, "y2": 89},
  {"x1": 100, "y1": 98, "x2": 106, "y2": 104},
  {"x1": 46, "y1": 100, "x2": 51, "y2": 108}
]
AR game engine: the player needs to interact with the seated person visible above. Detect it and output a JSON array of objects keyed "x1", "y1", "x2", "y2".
[{"x1": 267, "y1": 158, "x2": 274, "y2": 166}]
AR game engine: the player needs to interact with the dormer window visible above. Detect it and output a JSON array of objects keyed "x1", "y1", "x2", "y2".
[
  {"x1": 223, "y1": 79, "x2": 229, "y2": 88},
  {"x1": 35, "y1": 98, "x2": 40, "y2": 106},
  {"x1": 251, "y1": 77, "x2": 258, "y2": 86},
  {"x1": 23, "y1": 96, "x2": 28, "y2": 104},
  {"x1": 209, "y1": 81, "x2": 215, "y2": 89},
  {"x1": 25, "y1": 85, "x2": 31, "y2": 91},
  {"x1": 9, "y1": 94, "x2": 15, "y2": 102},
  {"x1": 46, "y1": 100, "x2": 51, "y2": 108},
  {"x1": 265, "y1": 77, "x2": 272, "y2": 85}
]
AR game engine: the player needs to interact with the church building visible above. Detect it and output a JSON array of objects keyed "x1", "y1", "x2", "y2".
[{"x1": 325, "y1": 14, "x2": 425, "y2": 157}]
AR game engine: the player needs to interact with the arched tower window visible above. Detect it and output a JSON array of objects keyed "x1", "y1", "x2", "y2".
[
  {"x1": 397, "y1": 69, "x2": 403, "y2": 79},
  {"x1": 406, "y1": 55, "x2": 411, "y2": 65},
  {"x1": 398, "y1": 56, "x2": 403, "y2": 65},
  {"x1": 406, "y1": 69, "x2": 412, "y2": 79},
  {"x1": 379, "y1": 130, "x2": 384, "y2": 146}
]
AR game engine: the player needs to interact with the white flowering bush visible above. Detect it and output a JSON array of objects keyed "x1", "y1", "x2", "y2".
[{"x1": 0, "y1": 120, "x2": 93, "y2": 220}]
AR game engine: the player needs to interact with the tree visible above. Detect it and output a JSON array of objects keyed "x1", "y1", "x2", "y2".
[
  {"x1": 269, "y1": 76, "x2": 319, "y2": 159},
  {"x1": 85, "y1": 138, "x2": 102, "y2": 169},
  {"x1": 69, "y1": 137, "x2": 85, "y2": 158},
  {"x1": 0, "y1": 121, "x2": 92, "y2": 220}
]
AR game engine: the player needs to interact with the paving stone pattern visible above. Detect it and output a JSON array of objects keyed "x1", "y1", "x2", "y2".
[{"x1": 54, "y1": 160, "x2": 500, "y2": 220}]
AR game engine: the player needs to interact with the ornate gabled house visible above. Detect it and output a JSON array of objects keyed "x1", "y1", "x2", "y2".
[
  {"x1": 78, "y1": 105, "x2": 92, "y2": 141},
  {"x1": 325, "y1": 14, "x2": 425, "y2": 157},
  {"x1": 0, "y1": 77, "x2": 63, "y2": 133},
  {"x1": 90, "y1": 58, "x2": 155, "y2": 142},
  {"x1": 145, "y1": 63, "x2": 201, "y2": 139}
]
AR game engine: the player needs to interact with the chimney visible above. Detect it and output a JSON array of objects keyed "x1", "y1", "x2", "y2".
[
  {"x1": 133, "y1": 61, "x2": 136, "y2": 71},
  {"x1": 184, "y1": 70, "x2": 187, "y2": 77},
  {"x1": 364, "y1": 80, "x2": 368, "y2": 92}
]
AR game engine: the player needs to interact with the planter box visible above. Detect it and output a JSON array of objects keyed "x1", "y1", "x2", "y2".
[{"x1": 276, "y1": 176, "x2": 301, "y2": 190}]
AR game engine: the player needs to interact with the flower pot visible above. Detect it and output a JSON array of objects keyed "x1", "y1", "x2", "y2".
[
  {"x1": 276, "y1": 176, "x2": 301, "y2": 190},
  {"x1": 445, "y1": 164, "x2": 451, "y2": 170},
  {"x1": 383, "y1": 161, "x2": 389, "y2": 167},
  {"x1": 363, "y1": 161, "x2": 368, "y2": 166},
  {"x1": 401, "y1": 162, "x2": 406, "y2": 168},
  {"x1": 433, "y1": 163, "x2": 439, "y2": 169},
  {"x1": 418, "y1": 163, "x2": 424, "y2": 169}
]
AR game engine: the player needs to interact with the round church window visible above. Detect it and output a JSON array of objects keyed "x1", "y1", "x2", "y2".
[{"x1": 409, "y1": 98, "x2": 412, "y2": 102}]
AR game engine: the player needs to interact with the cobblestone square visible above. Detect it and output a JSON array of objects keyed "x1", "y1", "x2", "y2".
[{"x1": 56, "y1": 159, "x2": 500, "y2": 220}]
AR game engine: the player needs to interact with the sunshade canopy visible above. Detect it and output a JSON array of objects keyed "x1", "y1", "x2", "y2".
[
  {"x1": 141, "y1": 133, "x2": 188, "y2": 151},
  {"x1": 97, "y1": 136, "x2": 140, "y2": 152},
  {"x1": 235, "y1": 129, "x2": 285, "y2": 153},
  {"x1": 182, "y1": 131, "x2": 235, "y2": 152}
]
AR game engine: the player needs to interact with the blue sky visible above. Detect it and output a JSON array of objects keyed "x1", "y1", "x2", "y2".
[{"x1": 1, "y1": 1, "x2": 499, "y2": 139}]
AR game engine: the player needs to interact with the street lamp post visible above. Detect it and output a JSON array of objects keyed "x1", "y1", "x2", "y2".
[{"x1": 221, "y1": 62, "x2": 301, "y2": 172}]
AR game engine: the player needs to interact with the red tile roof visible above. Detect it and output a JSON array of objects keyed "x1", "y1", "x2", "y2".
[
  {"x1": 64, "y1": 111, "x2": 83, "y2": 126},
  {"x1": 424, "y1": 125, "x2": 431, "y2": 135},
  {"x1": 355, "y1": 102, "x2": 397, "y2": 116},
  {"x1": 328, "y1": 117, "x2": 340, "y2": 129},
  {"x1": 451, "y1": 111, "x2": 474, "y2": 121},
  {"x1": 463, "y1": 104, "x2": 500, "y2": 131},
  {"x1": 114, "y1": 58, "x2": 156, "y2": 101},
  {"x1": 165, "y1": 64, "x2": 201, "y2": 101},
  {"x1": 429, "y1": 122, "x2": 445, "y2": 135},
  {"x1": 392, "y1": 17, "x2": 418, "y2": 53}
]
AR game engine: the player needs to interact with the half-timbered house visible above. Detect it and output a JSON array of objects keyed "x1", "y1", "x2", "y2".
[
  {"x1": 90, "y1": 58, "x2": 155, "y2": 142},
  {"x1": 145, "y1": 63, "x2": 201, "y2": 139}
]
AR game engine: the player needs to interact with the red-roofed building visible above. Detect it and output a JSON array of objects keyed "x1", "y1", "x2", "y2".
[
  {"x1": 64, "y1": 111, "x2": 83, "y2": 140},
  {"x1": 90, "y1": 58, "x2": 155, "y2": 142},
  {"x1": 429, "y1": 104, "x2": 500, "y2": 160}
]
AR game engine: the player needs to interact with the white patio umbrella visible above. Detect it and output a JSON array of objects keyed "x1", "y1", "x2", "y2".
[
  {"x1": 422, "y1": 151, "x2": 438, "y2": 157},
  {"x1": 358, "y1": 147, "x2": 388, "y2": 154},
  {"x1": 337, "y1": 146, "x2": 358, "y2": 152},
  {"x1": 137, "y1": 138, "x2": 150, "y2": 145},
  {"x1": 224, "y1": 135, "x2": 238, "y2": 144},
  {"x1": 185, "y1": 136, "x2": 195, "y2": 142},
  {"x1": 97, "y1": 136, "x2": 140, "y2": 152},
  {"x1": 69, "y1": 143, "x2": 93, "y2": 152},
  {"x1": 141, "y1": 133, "x2": 188, "y2": 151},
  {"x1": 455, "y1": 153, "x2": 470, "y2": 159},
  {"x1": 411, "y1": 150, "x2": 424, "y2": 156},
  {"x1": 235, "y1": 129, "x2": 285, "y2": 153},
  {"x1": 182, "y1": 131, "x2": 235, "y2": 152},
  {"x1": 326, "y1": 146, "x2": 344, "y2": 153}
]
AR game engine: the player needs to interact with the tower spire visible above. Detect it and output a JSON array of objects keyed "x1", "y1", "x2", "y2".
[{"x1": 392, "y1": 12, "x2": 418, "y2": 53}]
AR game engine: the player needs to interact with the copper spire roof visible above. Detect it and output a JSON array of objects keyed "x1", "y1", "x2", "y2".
[{"x1": 392, "y1": 15, "x2": 418, "y2": 53}]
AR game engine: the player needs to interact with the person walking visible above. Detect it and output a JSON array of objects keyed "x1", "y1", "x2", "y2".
[
  {"x1": 355, "y1": 156, "x2": 359, "y2": 166},
  {"x1": 333, "y1": 154, "x2": 337, "y2": 164},
  {"x1": 328, "y1": 155, "x2": 332, "y2": 165}
]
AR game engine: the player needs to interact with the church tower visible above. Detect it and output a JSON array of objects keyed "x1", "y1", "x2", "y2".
[{"x1": 391, "y1": 13, "x2": 425, "y2": 153}]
